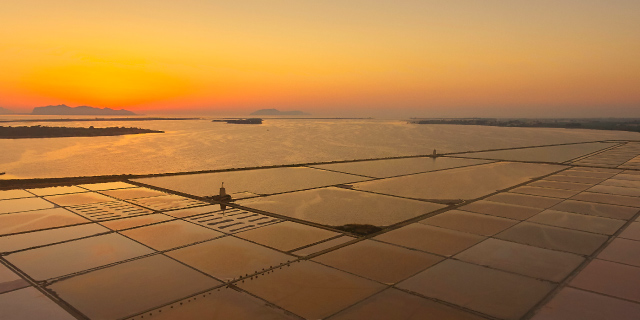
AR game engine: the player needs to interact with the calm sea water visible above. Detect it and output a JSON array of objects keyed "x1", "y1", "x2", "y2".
[{"x1": 1, "y1": 117, "x2": 639, "y2": 179}]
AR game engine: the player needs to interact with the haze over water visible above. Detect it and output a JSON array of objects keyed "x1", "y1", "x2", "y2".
[{"x1": 2, "y1": 117, "x2": 639, "y2": 179}]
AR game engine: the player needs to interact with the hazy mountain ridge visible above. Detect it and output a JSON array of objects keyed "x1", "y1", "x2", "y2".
[
  {"x1": 250, "y1": 108, "x2": 309, "y2": 116},
  {"x1": 0, "y1": 107, "x2": 14, "y2": 114},
  {"x1": 32, "y1": 105, "x2": 136, "y2": 115}
]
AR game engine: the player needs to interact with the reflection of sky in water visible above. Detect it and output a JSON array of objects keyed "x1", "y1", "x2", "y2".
[{"x1": 1, "y1": 118, "x2": 639, "y2": 179}]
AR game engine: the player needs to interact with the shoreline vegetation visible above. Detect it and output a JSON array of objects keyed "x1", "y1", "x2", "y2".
[
  {"x1": 0, "y1": 125, "x2": 164, "y2": 139},
  {"x1": 411, "y1": 118, "x2": 640, "y2": 133}
]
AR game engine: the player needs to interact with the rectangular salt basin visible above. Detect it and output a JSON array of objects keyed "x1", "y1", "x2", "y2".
[
  {"x1": 293, "y1": 236, "x2": 355, "y2": 256},
  {"x1": 528, "y1": 210, "x2": 625, "y2": 235},
  {"x1": 329, "y1": 288, "x2": 487, "y2": 320},
  {"x1": 239, "y1": 187, "x2": 444, "y2": 226},
  {"x1": 128, "y1": 195, "x2": 208, "y2": 211},
  {"x1": 0, "y1": 264, "x2": 29, "y2": 294},
  {"x1": 532, "y1": 287, "x2": 640, "y2": 320},
  {"x1": 529, "y1": 180, "x2": 592, "y2": 191},
  {"x1": 459, "y1": 200, "x2": 543, "y2": 220},
  {"x1": 353, "y1": 162, "x2": 566, "y2": 201},
  {"x1": 134, "y1": 166, "x2": 369, "y2": 197},
  {"x1": 0, "y1": 198, "x2": 55, "y2": 214},
  {"x1": 0, "y1": 224, "x2": 109, "y2": 253},
  {"x1": 98, "y1": 213, "x2": 173, "y2": 231},
  {"x1": 510, "y1": 186, "x2": 580, "y2": 199},
  {"x1": 166, "y1": 236, "x2": 294, "y2": 281},
  {"x1": 163, "y1": 205, "x2": 219, "y2": 218},
  {"x1": 601, "y1": 179, "x2": 640, "y2": 189},
  {"x1": 419, "y1": 209, "x2": 517, "y2": 236},
  {"x1": 374, "y1": 223, "x2": 485, "y2": 256},
  {"x1": 237, "y1": 261, "x2": 385, "y2": 320},
  {"x1": 571, "y1": 192, "x2": 640, "y2": 207},
  {"x1": 0, "y1": 207, "x2": 89, "y2": 236},
  {"x1": 570, "y1": 259, "x2": 640, "y2": 303},
  {"x1": 550, "y1": 200, "x2": 639, "y2": 220},
  {"x1": 311, "y1": 157, "x2": 491, "y2": 178},
  {"x1": 455, "y1": 238, "x2": 584, "y2": 282},
  {"x1": 557, "y1": 169, "x2": 618, "y2": 179},
  {"x1": 120, "y1": 220, "x2": 224, "y2": 251},
  {"x1": 99, "y1": 187, "x2": 167, "y2": 200},
  {"x1": 455, "y1": 142, "x2": 617, "y2": 163},
  {"x1": 65, "y1": 200, "x2": 154, "y2": 221},
  {"x1": 6, "y1": 233, "x2": 154, "y2": 280},
  {"x1": 484, "y1": 193, "x2": 563, "y2": 209},
  {"x1": 313, "y1": 240, "x2": 443, "y2": 284},
  {"x1": 236, "y1": 221, "x2": 339, "y2": 252},
  {"x1": 0, "y1": 287, "x2": 76, "y2": 320},
  {"x1": 48, "y1": 255, "x2": 221, "y2": 320},
  {"x1": 44, "y1": 193, "x2": 114, "y2": 206},
  {"x1": 77, "y1": 182, "x2": 136, "y2": 191},
  {"x1": 0, "y1": 189, "x2": 34, "y2": 200},
  {"x1": 587, "y1": 185, "x2": 640, "y2": 197},
  {"x1": 495, "y1": 222, "x2": 608, "y2": 255},
  {"x1": 129, "y1": 286, "x2": 301, "y2": 320},
  {"x1": 27, "y1": 186, "x2": 87, "y2": 196},
  {"x1": 397, "y1": 259, "x2": 554, "y2": 320},
  {"x1": 544, "y1": 175, "x2": 606, "y2": 185}
]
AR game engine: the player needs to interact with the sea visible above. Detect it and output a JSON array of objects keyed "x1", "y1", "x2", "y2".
[{"x1": 1, "y1": 115, "x2": 639, "y2": 179}]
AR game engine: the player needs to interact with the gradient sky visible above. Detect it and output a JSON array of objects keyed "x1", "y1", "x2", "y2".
[{"x1": 1, "y1": 0, "x2": 639, "y2": 117}]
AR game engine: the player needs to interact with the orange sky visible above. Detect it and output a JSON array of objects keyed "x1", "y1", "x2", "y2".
[{"x1": 1, "y1": 1, "x2": 639, "y2": 117}]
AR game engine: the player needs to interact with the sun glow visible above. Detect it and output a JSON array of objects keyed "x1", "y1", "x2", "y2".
[{"x1": 1, "y1": 1, "x2": 639, "y2": 116}]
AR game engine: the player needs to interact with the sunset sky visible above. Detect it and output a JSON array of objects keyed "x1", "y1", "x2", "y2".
[{"x1": 1, "y1": 1, "x2": 639, "y2": 117}]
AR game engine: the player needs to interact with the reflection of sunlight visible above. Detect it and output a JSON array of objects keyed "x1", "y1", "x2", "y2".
[
  {"x1": 3, "y1": 120, "x2": 640, "y2": 179},
  {"x1": 36, "y1": 140, "x2": 114, "y2": 162}
]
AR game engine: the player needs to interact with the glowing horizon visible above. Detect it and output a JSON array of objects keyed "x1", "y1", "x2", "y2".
[{"x1": 1, "y1": 1, "x2": 639, "y2": 117}]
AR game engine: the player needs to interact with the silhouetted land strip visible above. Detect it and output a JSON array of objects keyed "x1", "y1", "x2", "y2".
[
  {"x1": 412, "y1": 118, "x2": 640, "y2": 133},
  {"x1": 0, "y1": 117, "x2": 200, "y2": 123},
  {"x1": 212, "y1": 118, "x2": 263, "y2": 124},
  {"x1": 0, "y1": 125, "x2": 164, "y2": 139}
]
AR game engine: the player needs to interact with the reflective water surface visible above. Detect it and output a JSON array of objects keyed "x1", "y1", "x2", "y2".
[
  {"x1": 311, "y1": 157, "x2": 491, "y2": 178},
  {"x1": 455, "y1": 238, "x2": 584, "y2": 282},
  {"x1": 237, "y1": 261, "x2": 384, "y2": 320},
  {"x1": 456, "y1": 142, "x2": 617, "y2": 163},
  {"x1": 6, "y1": 233, "x2": 154, "y2": 280},
  {"x1": 3, "y1": 118, "x2": 638, "y2": 179},
  {"x1": 354, "y1": 162, "x2": 566, "y2": 201},
  {"x1": 397, "y1": 259, "x2": 554, "y2": 319},
  {"x1": 166, "y1": 236, "x2": 293, "y2": 281},
  {"x1": 0, "y1": 207, "x2": 88, "y2": 236},
  {"x1": 0, "y1": 223, "x2": 108, "y2": 253},
  {"x1": 313, "y1": 240, "x2": 442, "y2": 284},
  {"x1": 240, "y1": 187, "x2": 444, "y2": 226},
  {"x1": 48, "y1": 254, "x2": 221, "y2": 320},
  {"x1": 135, "y1": 167, "x2": 367, "y2": 197}
]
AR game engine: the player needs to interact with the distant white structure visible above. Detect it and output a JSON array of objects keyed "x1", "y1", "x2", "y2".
[{"x1": 220, "y1": 182, "x2": 227, "y2": 196}]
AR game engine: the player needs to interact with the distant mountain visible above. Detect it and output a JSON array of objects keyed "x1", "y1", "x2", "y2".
[
  {"x1": 32, "y1": 105, "x2": 136, "y2": 115},
  {"x1": 250, "y1": 108, "x2": 309, "y2": 116},
  {"x1": 0, "y1": 107, "x2": 14, "y2": 114}
]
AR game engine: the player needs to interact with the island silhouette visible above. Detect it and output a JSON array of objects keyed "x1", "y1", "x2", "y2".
[
  {"x1": 0, "y1": 125, "x2": 163, "y2": 139},
  {"x1": 32, "y1": 104, "x2": 136, "y2": 115}
]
